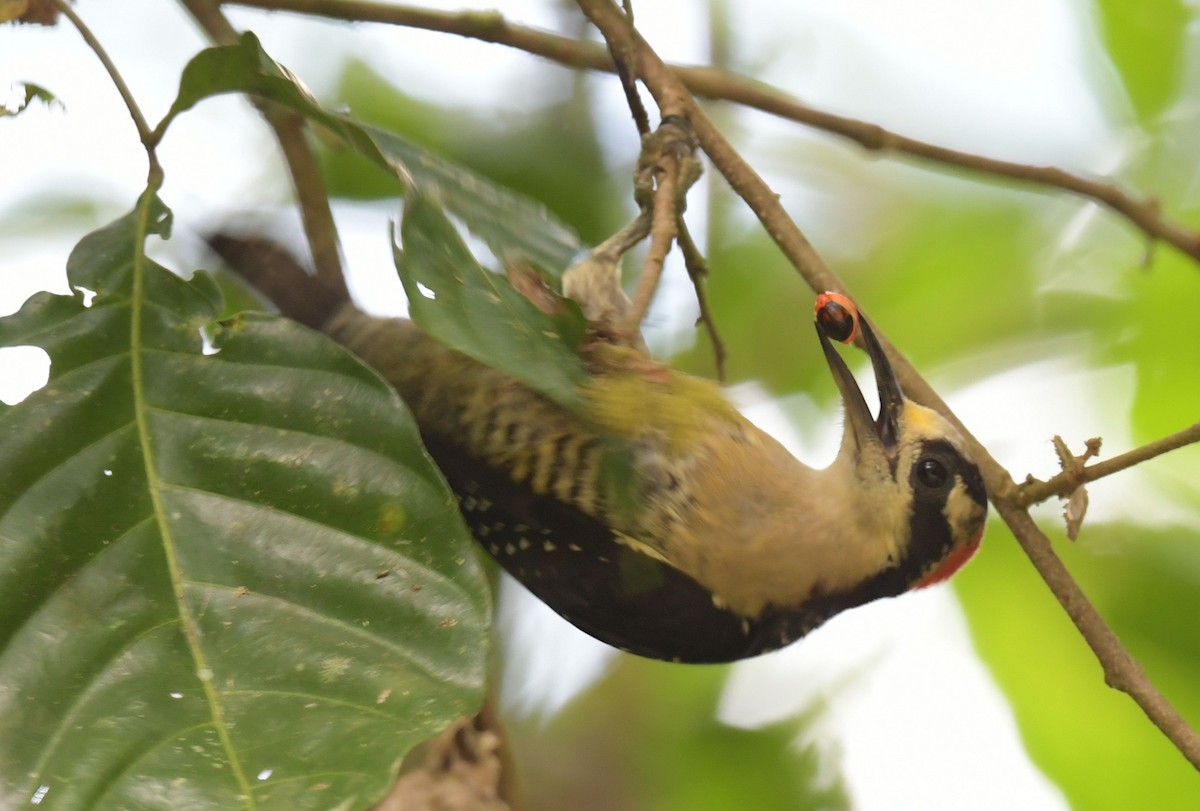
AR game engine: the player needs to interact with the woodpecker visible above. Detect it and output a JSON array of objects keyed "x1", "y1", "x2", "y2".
[{"x1": 212, "y1": 237, "x2": 987, "y2": 664}]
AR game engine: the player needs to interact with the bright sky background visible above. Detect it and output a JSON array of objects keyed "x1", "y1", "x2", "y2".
[{"x1": 0, "y1": 0, "x2": 1161, "y2": 807}]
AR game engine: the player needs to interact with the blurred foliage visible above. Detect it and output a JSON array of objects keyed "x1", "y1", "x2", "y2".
[
  {"x1": 1091, "y1": 1, "x2": 1189, "y2": 122},
  {"x1": 681, "y1": 176, "x2": 1075, "y2": 396},
  {"x1": 0, "y1": 81, "x2": 57, "y2": 117},
  {"x1": 0, "y1": 191, "x2": 120, "y2": 237},
  {"x1": 956, "y1": 522, "x2": 1200, "y2": 810},
  {"x1": 504, "y1": 656, "x2": 849, "y2": 811},
  {"x1": 1120, "y1": 247, "x2": 1200, "y2": 443},
  {"x1": 325, "y1": 58, "x2": 627, "y2": 248}
]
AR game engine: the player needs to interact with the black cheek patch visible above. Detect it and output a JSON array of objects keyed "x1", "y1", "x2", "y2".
[
  {"x1": 903, "y1": 497, "x2": 956, "y2": 583},
  {"x1": 960, "y1": 456, "x2": 988, "y2": 508},
  {"x1": 897, "y1": 438, "x2": 985, "y2": 584}
]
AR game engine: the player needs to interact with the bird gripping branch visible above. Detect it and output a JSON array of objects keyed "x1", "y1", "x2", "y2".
[{"x1": 213, "y1": 202, "x2": 986, "y2": 664}]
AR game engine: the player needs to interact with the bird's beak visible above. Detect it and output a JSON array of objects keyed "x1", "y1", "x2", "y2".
[{"x1": 816, "y1": 315, "x2": 906, "y2": 459}]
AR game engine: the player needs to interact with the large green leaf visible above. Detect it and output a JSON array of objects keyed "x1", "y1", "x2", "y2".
[
  {"x1": 0, "y1": 194, "x2": 488, "y2": 809},
  {"x1": 393, "y1": 190, "x2": 588, "y2": 411},
  {"x1": 158, "y1": 33, "x2": 583, "y2": 278}
]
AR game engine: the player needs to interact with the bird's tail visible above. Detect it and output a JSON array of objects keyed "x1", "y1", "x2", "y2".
[
  {"x1": 206, "y1": 232, "x2": 478, "y2": 434},
  {"x1": 206, "y1": 233, "x2": 345, "y2": 331}
]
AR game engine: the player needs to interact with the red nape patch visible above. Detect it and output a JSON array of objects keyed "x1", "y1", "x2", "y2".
[{"x1": 915, "y1": 528, "x2": 983, "y2": 589}]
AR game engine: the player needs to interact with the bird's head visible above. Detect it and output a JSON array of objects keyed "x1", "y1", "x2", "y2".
[{"x1": 816, "y1": 298, "x2": 988, "y2": 591}]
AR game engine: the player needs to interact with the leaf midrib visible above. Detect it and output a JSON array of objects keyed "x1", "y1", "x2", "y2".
[{"x1": 126, "y1": 191, "x2": 256, "y2": 805}]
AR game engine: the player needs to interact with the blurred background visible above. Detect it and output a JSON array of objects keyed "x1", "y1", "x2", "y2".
[{"x1": 3, "y1": 1, "x2": 1200, "y2": 808}]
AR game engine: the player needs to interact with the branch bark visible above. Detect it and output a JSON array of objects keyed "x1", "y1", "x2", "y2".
[
  {"x1": 225, "y1": 0, "x2": 1200, "y2": 265},
  {"x1": 1018, "y1": 422, "x2": 1200, "y2": 507},
  {"x1": 181, "y1": 0, "x2": 349, "y2": 300},
  {"x1": 574, "y1": 0, "x2": 1200, "y2": 772}
]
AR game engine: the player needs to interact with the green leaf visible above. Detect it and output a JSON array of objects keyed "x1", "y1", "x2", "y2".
[
  {"x1": 365, "y1": 123, "x2": 584, "y2": 276},
  {"x1": 158, "y1": 33, "x2": 583, "y2": 277},
  {"x1": 1, "y1": 82, "x2": 58, "y2": 117},
  {"x1": 0, "y1": 195, "x2": 488, "y2": 809},
  {"x1": 394, "y1": 190, "x2": 588, "y2": 411}
]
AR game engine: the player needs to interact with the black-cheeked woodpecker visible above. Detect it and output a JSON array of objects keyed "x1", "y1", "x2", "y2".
[{"x1": 214, "y1": 237, "x2": 987, "y2": 663}]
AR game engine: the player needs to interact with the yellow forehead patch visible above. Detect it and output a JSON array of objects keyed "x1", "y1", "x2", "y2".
[
  {"x1": 902, "y1": 400, "x2": 954, "y2": 440},
  {"x1": 902, "y1": 398, "x2": 964, "y2": 443}
]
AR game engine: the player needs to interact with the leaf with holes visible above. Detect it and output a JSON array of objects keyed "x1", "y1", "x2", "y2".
[
  {"x1": 0, "y1": 193, "x2": 489, "y2": 810},
  {"x1": 394, "y1": 189, "x2": 589, "y2": 412}
]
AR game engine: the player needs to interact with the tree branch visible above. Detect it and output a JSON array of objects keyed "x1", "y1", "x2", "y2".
[
  {"x1": 573, "y1": 0, "x2": 834, "y2": 292},
  {"x1": 627, "y1": 118, "x2": 700, "y2": 330},
  {"x1": 991, "y1": 496, "x2": 1200, "y2": 767},
  {"x1": 181, "y1": 0, "x2": 349, "y2": 300},
  {"x1": 629, "y1": 153, "x2": 677, "y2": 327},
  {"x1": 574, "y1": 0, "x2": 1200, "y2": 772},
  {"x1": 225, "y1": 0, "x2": 1200, "y2": 266},
  {"x1": 1018, "y1": 422, "x2": 1200, "y2": 507},
  {"x1": 676, "y1": 220, "x2": 726, "y2": 380}
]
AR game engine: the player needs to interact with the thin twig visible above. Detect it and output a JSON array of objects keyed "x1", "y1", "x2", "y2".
[
  {"x1": 54, "y1": 0, "x2": 151, "y2": 143},
  {"x1": 574, "y1": 0, "x2": 838, "y2": 292},
  {"x1": 605, "y1": 2, "x2": 649, "y2": 135},
  {"x1": 676, "y1": 219, "x2": 726, "y2": 380},
  {"x1": 575, "y1": 0, "x2": 1200, "y2": 772},
  {"x1": 181, "y1": 0, "x2": 349, "y2": 300},
  {"x1": 52, "y1": 0, "x2": 161, "y2": 185},
  {"x1": 626, "y1": 119, "x2": 695, "y2": 328},
  {"x1": 629, "y1": 151, "x2": 677, "y2": 326},
  {"x1": 994, "y1": 495, "x2": 1200, "y2": 746},
  {"x1": 690, "y1": 0, "x2": 731, "y2": 382},
  {"x1": 694, "y1": 83, "x2": 1200, "y2": 264},
  {"x1": 1019, "y1": 422, "x2": 1200, "y2": 508},
  {"x1": 225, "y1": 0, "x2": 1200, "y2": 266}
]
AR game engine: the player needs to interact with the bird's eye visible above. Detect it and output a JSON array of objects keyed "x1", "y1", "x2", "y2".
[{"x1": 915, "y1": 457, "x2": 949, "y2": 490}]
